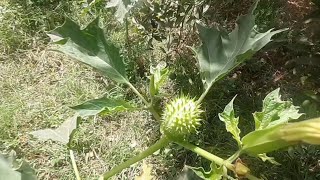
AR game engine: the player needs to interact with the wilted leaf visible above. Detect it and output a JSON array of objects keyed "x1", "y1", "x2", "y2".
[
  {"x1": 187, "y1": 162, "x2": 223, "y2": 180},
  {"x1": 149, "y1": 61, "x2": 169, "y2": 96},
  {"x1": 253, "y1": 88, "x2": 302, "y2": 130},
  {"x1": 0, "y1": 153, "x2": 36, "y2": 180},
  {"x1": 196, "y1": 1, "x2": 286, "y2": 91},
  {"x1": 71, "y1": 96, "x2": 135, "y2": 117},
  {"x1": 48, "y1": 18, "x2": 128, "y2": 84},
  {"x1": 218, "y1": 95, "x2": 241, "y2": 146},
  {"x1": 30, "y1": 115, "x2": 80, "y2": 145}
]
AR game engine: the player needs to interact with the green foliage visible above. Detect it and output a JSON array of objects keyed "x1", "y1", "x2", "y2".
[
  {"x1": 8, "y1": 0, "x2": 319, "y2": 179},
  {"x1": 188, "y1": 163, "x2": 223, "y2": 180},
  {"x1": 71, "y1": 96, "x2": 135, "y2": 117},
  {"x1": 0, "y1": 152, "x2": 36, "y2": 180},
  {"x1": 30, "y1": 115, "x2": 80, "y2": 145},
  {"x1": 196, "y1": 1, "x2": 286, "y2": 92},
  {"x1": 48, "y1": 18, "x2": 128, "y2": 84},
  {"x1": 218, "y1": 95, "x2": 241, "y2": 146},
  {"x1": 149, "y1": 62, "x2": 169, "y2": 97},
  {"x1": 253, "y1": 88, "x2": 302, "y2": 130}
]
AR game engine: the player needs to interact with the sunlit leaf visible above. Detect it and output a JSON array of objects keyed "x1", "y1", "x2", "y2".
[
  {"x1": 218, "y1": 95, "x2": 241, "y2": 146},
  {"x1": 30, "y1": 115, "x2": 80, "y2": 145},
  {"x1": 187, "y1": 162, "x2": 223, "y2": 180},
  {"x1": 48, "y1": 18, "x2": 128, "y2": 84},
  {"x1": 0, "y1": 152, "x2": 36, "y2": 180},
  {"x1": 253, "y1": 88, "x2": 302, "y2": 130},
  {"x1": 149, "y1": 61, "x2": 169, "y2": 97},
  {"x1": 71, "y1": 97, "x2": 135, "y2": 117},
  {"x1": 241, "y1": 124, "x2": 291, "y2": 155},
  {"x1": 196, "y1": 1, "x2": 286, "y2": 91}
]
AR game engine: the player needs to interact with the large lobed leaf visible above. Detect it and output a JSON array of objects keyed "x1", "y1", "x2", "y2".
[
  {"x1": 30, "y1": 115, "x2": 80, "y2": 145},
  {"x1": 196, "y1": 1, "x2": 286, "y2": 90},
  {"x1": 0, "y1": 152, "x2": 36, "y2": 180},
  {"x1": 253, "y1": 88, "x2": 303, "y2": 130},
  {"x1": 47, "y1": 18, "x2": 128, "y2": 84},
  {"x1": 71, "y1": 96, "x2": 135, "y2": 117},
  {"x1": 218, "y1": 95, "x2": 241, "y2": 146}
]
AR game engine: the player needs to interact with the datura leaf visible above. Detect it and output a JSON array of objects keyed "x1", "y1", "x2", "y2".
[
  {"x1": 47, "y1": 18, "x2": 128, "y2": 84},
  {"x1": 71, "y1": 96, "x2": 135, "y2": 117},
  {"x1": 149, "y1": 61, "x2": 169, "y2": 96},
  {"x1": 218, "y1": 95, "x2": 241, "y2": 146},
  {"x1": 196, "y1": 1, "x2": 286, "y2": 90},
  {"x1": 0, "y1": 152, "x2": 36, "y2": 180},
  {"x1": 30, "y1": 115, "x2": 80, "y2": 145},
  {"x1": 187, "y1": 162, "x2": 223, "y2": 180},
  {"x1": 253, "y1": 88, "x2": 302, "y2": 130}
]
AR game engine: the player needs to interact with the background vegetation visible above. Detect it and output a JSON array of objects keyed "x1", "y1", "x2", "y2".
[{"x1": 1, "y1": 0, "x2": 320, "y2": 179}]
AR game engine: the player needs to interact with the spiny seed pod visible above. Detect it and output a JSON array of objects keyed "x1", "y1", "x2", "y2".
[{"x1": 161, "y1": 96, "x2": 202, "y2": 141}]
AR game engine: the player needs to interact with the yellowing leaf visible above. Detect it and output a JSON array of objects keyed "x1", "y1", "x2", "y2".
[{"x1": 30, "y1": 115, "x2": 80, "y2": 145}]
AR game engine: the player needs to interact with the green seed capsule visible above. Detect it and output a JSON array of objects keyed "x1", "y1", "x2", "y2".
[{"x1": 161, "y1": 96, "x2": 202, "y2": 141}]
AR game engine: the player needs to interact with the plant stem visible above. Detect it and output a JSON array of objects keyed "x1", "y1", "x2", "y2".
[
  {"x1": 227, "y1": 150, "x2": 242, "y2": 163},
  {"x1": 197, "y1": 83, "x2": 213, "y2": 104},
  {"x1": 127, "y1": 82, "x2": 161, "y2": 121},
  {"x1": 100, "y1": 136, "x2": 170, "y2": 179},
  {"x1": 176, "y1": 141, "x2": 234, "y2": 170},
  {"x1": 70, "y1": 150, "x2": 81, "y2": 180}
]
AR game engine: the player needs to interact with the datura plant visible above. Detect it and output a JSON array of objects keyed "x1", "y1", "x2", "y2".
[{"x1": 24, "y1": 1, "x2": 320, "y2": 180}]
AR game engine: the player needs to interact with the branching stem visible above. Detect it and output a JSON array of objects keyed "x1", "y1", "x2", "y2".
[
  {"x1": 176, "y1": 141, "x2": 234, "y2": 170},
  {"x1": 127, "y1": 82, "x2": 161, "y2": 121},
  {"x1": 100, "y1": 136, "x2": 170, "y2": 179}
]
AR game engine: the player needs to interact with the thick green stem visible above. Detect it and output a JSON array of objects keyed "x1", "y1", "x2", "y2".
[
  {"x1": 100, "y1": 136, "x2": 170, "y2": 179},
  {"x1": 176, "y1": 141, "x2": 234, "y2": 170},
  {"x1": 70, "y1": 150, "x2": 81, "y2": 180}
]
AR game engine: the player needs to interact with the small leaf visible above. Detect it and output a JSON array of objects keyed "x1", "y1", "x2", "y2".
[
  {"x1": 30, "y1": 115, "x2": 80, "y2": 145},
  {"x1": 218, "y1": 95, "x2": 241, "y2": 146},
  {"x1": 187, "y1": 162, "x2": 223, "y2": 180},
  {"x1": 48, "y1": 18, "x2": 128, "y2": 84},
  {"x1": 257, "y1": 153, "x2": 280, "y2": 165},
  {"x1": 149, "y1": 61, "x2": 169, "y2": 96},
  {"x1": 0, "y1": 153, "x2": 36, "y2": 180},
  {"x1": 253, "y1": 88, "x2": 302, "y2": 130},
  {"x1": 196, "y1": 1, "x2": 286, "y2": 91},
  {"x1": 71, "y1": 97, "x2": 135, "y2": 117}
]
